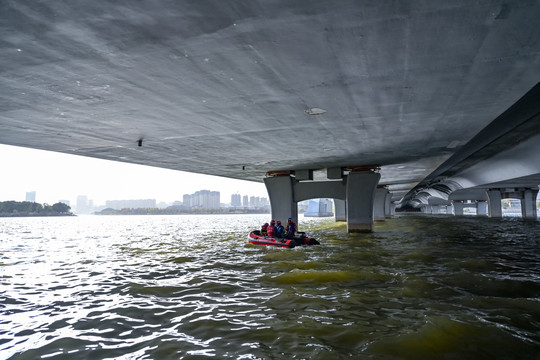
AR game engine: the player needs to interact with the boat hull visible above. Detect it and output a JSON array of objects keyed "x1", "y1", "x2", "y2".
[{"x1": 248, "y1": 231, "x2": 319, "y2": 248}]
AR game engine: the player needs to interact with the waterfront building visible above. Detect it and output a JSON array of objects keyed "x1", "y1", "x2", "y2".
[
  {"x1": 105, "y1": 199, "x2": 156, "y2": 210},
  {"x1": 76, "y1": 195, "x2": 91, "y2": 214},
  {"x1": 231, "y1": 193, "x2": 242, "y2": 207},
  {"x1": 304, "y1": 198, "x2": 334, "y2": 217},
  {"x1": 25, "y1": 191, "x2": 36, "y2": 202},
  {"x1": 183, "y1": 190, "x2": 220, "y2": 209}
]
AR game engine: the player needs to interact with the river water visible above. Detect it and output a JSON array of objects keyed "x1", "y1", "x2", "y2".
[{"x1": 1, "y1": 214, "x2": 539, "y2": 359}]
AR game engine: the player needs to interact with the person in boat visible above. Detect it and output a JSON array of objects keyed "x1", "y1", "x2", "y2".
[
  {"x1": 261, "y1": 222, "x2": 269, "y2": 236},
  {"x1": 285, "y1": 218, "x2": 297, "y2": 239},
  {"x1": 267, "y1": 220, "x2": 276, "y2": 237},
  {"x1": 275, "y1": 220, "x2": 285, "y2": 238}
]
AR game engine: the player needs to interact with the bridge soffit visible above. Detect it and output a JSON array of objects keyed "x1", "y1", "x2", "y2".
[{"x1": 448, "y1": 187, "x2": 539, "y2": 201}]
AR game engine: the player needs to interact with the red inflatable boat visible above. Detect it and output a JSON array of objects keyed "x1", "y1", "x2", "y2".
[{"x1": 248, "y1": 230, "x2": 319, "y2": 248}]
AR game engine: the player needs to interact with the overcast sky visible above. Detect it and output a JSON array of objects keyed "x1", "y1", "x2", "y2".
[{"x1": 0, "y1": 144, "x2": 268, "y2": 206}]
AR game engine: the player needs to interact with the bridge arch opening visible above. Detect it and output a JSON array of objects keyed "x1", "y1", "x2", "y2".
[
  {"x1": 502, "y1": 198, "x2": 522, "y2": 217},
  {"x1": 299, "y1": 198, "x2": 335, "y2": 218}
]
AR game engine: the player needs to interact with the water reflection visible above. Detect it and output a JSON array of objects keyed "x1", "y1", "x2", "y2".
[{"x1": 0, "y1": 214, "x2": 539, "y2": 359}]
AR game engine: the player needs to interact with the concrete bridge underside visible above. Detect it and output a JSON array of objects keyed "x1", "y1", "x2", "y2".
[{"x1": 1, "y1": 1, "x2": 540, "y2": 231}]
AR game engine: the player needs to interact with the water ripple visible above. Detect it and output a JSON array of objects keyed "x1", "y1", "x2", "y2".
[{"x1": 1, "y1": 214, "x2": 539, "y2": 359}]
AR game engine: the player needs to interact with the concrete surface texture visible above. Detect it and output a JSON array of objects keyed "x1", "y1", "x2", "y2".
[{"x1": 1, "y1": 1, "x2": 539, "y2": 206}]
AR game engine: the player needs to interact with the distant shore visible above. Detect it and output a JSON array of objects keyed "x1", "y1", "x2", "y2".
[
  {"x1": 94, "y1": 208, "x2": 270, "y2": 216},
  {"x1": 0, "y1": 213, "x2": 75, "y2": 218},
  {"x1": 0, "y1": 201, "x2": 74, "y2": 218}
]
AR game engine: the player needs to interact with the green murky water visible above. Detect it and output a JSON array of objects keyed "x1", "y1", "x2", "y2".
[{"x1": 1, "y1": 214, "x2": 539, "y2": 359}]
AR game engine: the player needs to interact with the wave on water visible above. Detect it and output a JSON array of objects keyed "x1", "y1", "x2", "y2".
[{"x1": 0, "y1": 214, "x2": 539, "y2": 359}]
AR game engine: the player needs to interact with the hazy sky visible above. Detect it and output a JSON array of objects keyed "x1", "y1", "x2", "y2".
[{"x1": 0, "y1": 144, "x2": 268, "y2": 206}]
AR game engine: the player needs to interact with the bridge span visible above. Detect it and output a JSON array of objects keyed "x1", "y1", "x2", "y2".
[{"x1": 1, "y1": 1, "x2": 540, "y2": 231}]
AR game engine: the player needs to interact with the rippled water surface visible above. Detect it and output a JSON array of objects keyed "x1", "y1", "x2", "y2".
[{"x1": 1, "y1": 214, "x2": 539, "y2": 359}]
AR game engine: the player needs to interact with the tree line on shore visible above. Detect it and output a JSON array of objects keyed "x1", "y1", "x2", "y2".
[{"x1": 0, "y1": 201, "x2": 73, "y2": 217}]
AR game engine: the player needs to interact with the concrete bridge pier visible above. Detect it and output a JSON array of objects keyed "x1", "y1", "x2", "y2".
[
  {"x1": 453, "y1": 201, "x2": 464, "y2": 216},
  {"x1": 385, "y1": 192, "x2": 393, "y2": 218},
  {"x1": 334, "y1": 199, "x2": 346, "y2": 222},
  {"x1": 521, "y1": 188, "x2": 539, "y2": 219},
  {"x1": 264, "y1": 169, "x2": 380, "y2": 233},
  {"x1": 374, "y1": 187, "x2": 389, "y2": 221},
  {"x1": 486, "y1": 189, "x2": 503, "y2": 218},
  {"x1": 346, "y1": 171, "x2": 381, "y2": 232},
  {"x1": 446, "y1": 205, "x2": 453, "y2": 214},
  {"x1": 263, "y1": 175, "x2": 298, "y2": 226}
]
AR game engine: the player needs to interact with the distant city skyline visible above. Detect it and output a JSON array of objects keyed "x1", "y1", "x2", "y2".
[
  {"x1": 68, "y1": 190, "x2": 269, "y2": 213},
  {"x1": 7, "y1": 189, "x2": 270, "y2": 214},
  {"x1": 0, "y1": 144, "x2": 268, "y2": 205}
]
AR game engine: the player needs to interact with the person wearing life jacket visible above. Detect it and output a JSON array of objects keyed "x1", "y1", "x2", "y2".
[
  {"x1": 267, "y1": 220, "x2": 276, "y2": 237},
  {"x1": 275, "y1": 220, "x2": 285, "y2": 238},
  {"x1": 285, "y1": 218, "x2": 297, "y2": 239},
  {"x1": 261, "y1": 222, "x2": 269, "y2": 236}
]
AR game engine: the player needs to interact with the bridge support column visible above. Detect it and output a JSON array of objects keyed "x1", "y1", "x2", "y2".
[
  {"x1": 477, "y1": 201, "x2": 488, "y2": 216},
  {"x1": 384, "y1": 192, "x2": 392, "y2": 218},
  {"x1": 390, "y1": 202, "x2": 396, "y2": 216},
  {"x1": 486, "y1": 190, "x2": 502, "y2": 218},
  {"x1": 446, "y1": 205, "x2": 453, "y2": 214},
  {"x1": 346, "y1": 171, "x2": 380, "y2": 233},
  {"x1": 453, "y1": 201, "x2": 464, "y2": 216},
  {"x1": 374, "y1": 188, "x2": 388, "y2": 221},
  {"x1": 334, "y1": 199, "x2": 346, "y2": 222},
  {"x1": 521, "y1": 188, "x2": 539, "y2": 220},
  {"x1": 264, "y1": 175, "x2": 298, "y2": 226}
]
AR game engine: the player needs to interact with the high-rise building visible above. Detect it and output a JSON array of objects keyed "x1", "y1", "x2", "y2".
[
  {"x1": 247, "y1": 196, "x2": 270, "y2": 208},
  {"x1": 183, "y1": 190, "x2": 220, "y2": 209},
  {"x1": 243, "y1": 195, "x2": 249, "y2": 207},
  {"x1": 231, "y1": 193, "x2": 242, "y2": 207},
  {"x1": 76, "y1": 195, "x2": 91, "y2": 214},
  {"x1": 183, "y1": 194, "x2": 192, "y2": 207},
  {"x1": 26, "y1": 191, "x2": 36, "y2": 202}
]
